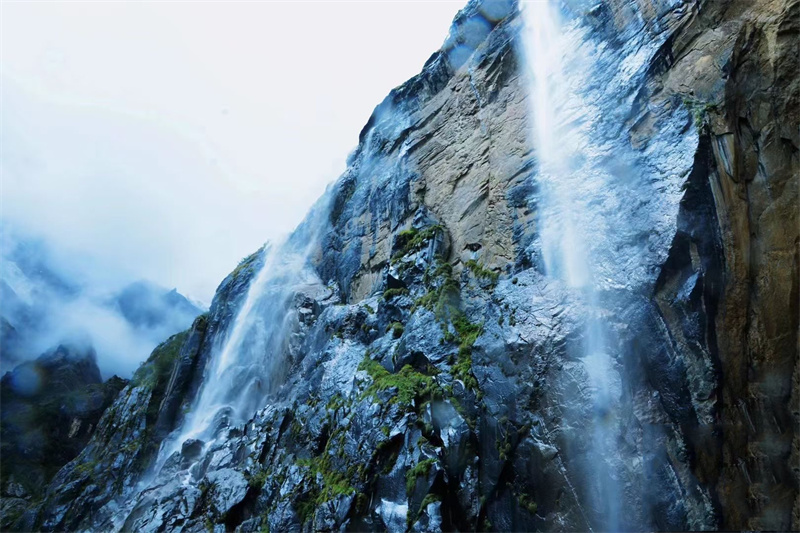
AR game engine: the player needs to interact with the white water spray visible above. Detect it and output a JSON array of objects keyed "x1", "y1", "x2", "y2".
[
  {"x1": 150, "y1": 199, "x2": 330, "y2": 475},
  {"x1": 176, "y1": 244, "x2": 318, "y2": 448},
  {"x1": 522, "y1": 1, "x2": 623, "y2": 529}
]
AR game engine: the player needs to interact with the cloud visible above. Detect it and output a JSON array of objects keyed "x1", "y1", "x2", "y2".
[
  {"x1": 0, "y1": 228, "x2": 201, "y2": 379},
  {"x1": 1, "y1": 1, "x2": 460, "y2": 304}
]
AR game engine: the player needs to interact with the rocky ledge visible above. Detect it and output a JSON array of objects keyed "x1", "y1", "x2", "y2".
[{"x1": 6, "y1": 0, "x2": 797, "y2": 531}]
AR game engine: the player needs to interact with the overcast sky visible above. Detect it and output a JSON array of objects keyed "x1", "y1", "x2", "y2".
[{"x1": 1, "y1": 1, "x2": 462, "y2": 303}]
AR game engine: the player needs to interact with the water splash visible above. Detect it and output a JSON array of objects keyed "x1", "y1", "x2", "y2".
[
  {"x1": 521, "y1": 1, "x2": 622, "y2": 529},
  {"x1": 151, "y1": 195, "x2": 331, "y2": 474}
]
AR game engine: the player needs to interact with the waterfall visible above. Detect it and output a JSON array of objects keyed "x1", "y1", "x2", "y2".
[
  {"x1": 521, "y1": 2, "x2": 624, "y2": 530},
  {"x1": 116, "y1": 195, "x2": 332, "y2": 514},
  {"x1": 164, "y1": 238, "x2": 321, "y2": 457}
]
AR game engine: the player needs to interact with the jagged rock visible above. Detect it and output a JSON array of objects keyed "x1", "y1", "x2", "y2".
[
  {"x1": 0, "y1": 343, "x2": 127, "y2": 520},
  {"x1": 22, "y1": 0, "x2": 798, "y2": 531},
  {"x1": 205, "y1": 468, "x2": 249, "y2": 516}
]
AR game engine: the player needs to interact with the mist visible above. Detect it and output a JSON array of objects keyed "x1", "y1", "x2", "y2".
[
  {"x1": 1, "y1": 1, "x2": 461, "y2": 304},
  {"x1": 0, "y1": 227, "x2": 202, "y2": 379}
]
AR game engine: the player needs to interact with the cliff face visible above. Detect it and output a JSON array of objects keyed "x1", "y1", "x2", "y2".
[
  {"x1": 14, "y1": 0, "x2": 798, "y2": 531},
  {"x1": 0, "y1": 345, "x2": 127, "y2": 528}
]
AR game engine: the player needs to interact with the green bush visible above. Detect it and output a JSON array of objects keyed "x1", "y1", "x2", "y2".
[
  {"x1": 382, "y1": 287, "x2": 409, "y2": 300},
  {"x1": 682, "y1": 96, "x2": 718, "y2": 129},
  {"x1": 390, "y1": 322, "x2": 405, "y2": 338},
  {"x1": 465, "y1": 259, "x2": 499, "y2": 285}
]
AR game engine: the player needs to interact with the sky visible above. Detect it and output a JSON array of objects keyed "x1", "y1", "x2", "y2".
[{"x1": 1, "y1": 0, "x2": 463, "y2": 304}]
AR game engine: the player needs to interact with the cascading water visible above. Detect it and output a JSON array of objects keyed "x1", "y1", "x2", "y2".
[
  {"x1": 169, "y1": 197, "x2": 330, "y2": 454},
  {"x1": 162, "y1": 238, "x2": 321, "y2": 459},
  {"x1": 522, "y1": 1, "x2": 627, "y2": 530},
  {"x1": 104, "y1": 197, "x2": 332, "y2": 530}
]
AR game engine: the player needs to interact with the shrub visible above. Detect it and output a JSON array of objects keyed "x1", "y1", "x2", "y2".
[
  {"x1": 382, "y1": 287, "x2": 409, "y2": 300},
  {"x1": 390, "y1": 322, "x2": 404, "y2": 338},
  {"x1": 465, "y1": 259, "x2": 499, "y2": 285},
  {"x1": 391, "y1": 225, "x2": 443, "y2": 264}
]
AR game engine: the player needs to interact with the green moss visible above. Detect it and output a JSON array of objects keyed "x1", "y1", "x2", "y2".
[
  {"x1": 296, "y1": 456, "x2": 355, "y2": 502},
  {"x1": 291, "y1": 411, "x2": 368, "y2": 524},
  {"x1": 452, "y1": 313, "x2": 482, "y2": 350},
  {"x1": 309, "y1": 395, "x2": 321, "y2": 408},
  {"x1": 355, "y1": 492, "x2": 369, "y2": 513},
  {"x1": 390, "y1": 322, "x2": 404, "y2": 338},
  {"x1": 132, "y1": 330, "x2": 188, "y2": 390},
  {"x1": 246, "y1": 468, "x2": 269, "y2": 489},
  {"x1": 405, "y1": 458, "x2": 437, "y2": 494},
  {"x1": 446, "y1": 311, "x2": 482, "y2": 394},
  {"x1": 517, "y1": 492, "x2": 538, "y2": 515},
  {"x1": 451, "y1": 351, "x2": 479, "y2": 393},
  {"x1": 497, "y1": 436, "x2": 512, "y2": 462},
  {"x1": 682, "y1": 96, "x2": 718, "y2": 130},
  {"x1": 391, "y1": 225, "x2": 443, "y2": 264},
  {"x1": 408, "y1": 492, "x2": 443, "y2": 528},
  {"x1": 363, "y1": 304, "x2": 375, "y2": 314},
  {"x1": 73, "y1": 459, "x2": 99, "y2": 478},
  {"x1": 465, "y1": 259, "x2": 499, "y2": 285},
  {"x1": 359, "y1": 356, "x2": 439, "y2": 406},
  {"x1": 295, "y1": 496, "x2": 317, "y2": 525},
  {"x1": 419, "y1": 492, "x2": 442, "y2": 510},
  {"x1": 382, "y1": 287, "x2": 409, "y2": 300},
  {"x1": 326, "y1": 393, "x2": 346, "y2": 412},
  {"x1": 289, "y1": 419, "x2": 304, "y2": 440},
  {"x1": 295, "y1": 439, "x2": 356, "y2": 519},
  {"x1": 395, "y1": 227, "x2": 419, "y2": 248},
  {"x1": 414, "y1": 263, "x2": 461, "y2": 326},
  {"x1": 231, "y1": 248, "x2": 262, "y2": 281},
  {"x1": 414, "y1": 260, "x2": 483, "y2": 394}
]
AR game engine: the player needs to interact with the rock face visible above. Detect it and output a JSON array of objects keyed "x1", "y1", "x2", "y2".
[
  {"x1": 14, "y1": 0, "x2": 798, "y2": 531},
  {"x1": 0, "y1": 345, "x2": 127, "y2": 528}
]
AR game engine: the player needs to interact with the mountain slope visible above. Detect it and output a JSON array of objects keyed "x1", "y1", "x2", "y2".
[
  {"x1": 0, "y1": 344, "x2": 127, "y2": 528},
  {"x1": 0, "y1": 233, "x2": 203, "y2": 377},
  {"x1": 14, "y1": 0, "x2": 798, "y2": 531}
]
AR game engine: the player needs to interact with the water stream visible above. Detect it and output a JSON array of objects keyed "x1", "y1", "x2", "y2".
[
  {"x1": 165, "y1": 239, "x2": 321, "y2": 458},
  {"x1": 137, "y1": 198, "x2": 331, "y2": 494},
  {"x1": 522, "y1": 1, "x2": 624, "y2": 529}
]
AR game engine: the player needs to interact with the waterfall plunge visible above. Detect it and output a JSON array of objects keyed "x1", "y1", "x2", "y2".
[
  {"x1": 150, "y1": 198, "x2": 331, "y2": 479},
  {"x1": 522, "y1": 2, "x2": 623, "y2": 530},
  {"x1": 174, "y1": 242, "x2": 318, "y2": 448}
]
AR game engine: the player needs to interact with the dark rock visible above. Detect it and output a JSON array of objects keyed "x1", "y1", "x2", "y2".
[
  {"x1": 26, "y1": 0, "x2": 799, "y2": 531},
  {"x1": 0, "y1": 343, "x2": 127, "y2": 505}
]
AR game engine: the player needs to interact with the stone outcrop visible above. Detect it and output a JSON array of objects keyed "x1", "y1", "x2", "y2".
[
  {"x1": 10, "y1": 0, "x2": 797, "y2": 531},
  {"x1": 0, "y1": 345, "x2": 127, "y2": 528}
]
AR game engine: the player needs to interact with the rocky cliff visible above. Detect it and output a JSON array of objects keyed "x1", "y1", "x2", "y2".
[
  {"x1": 9, "y1": 0, "x2": 798, "y2": 531},
  {"x1": 0, "y1": 345, "x2": 127, "y2": 528}
]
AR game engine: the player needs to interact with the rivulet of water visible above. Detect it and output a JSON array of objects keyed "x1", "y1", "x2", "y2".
[{"x1": 521, "y1": 2, "x2": 624, "y2": 529}]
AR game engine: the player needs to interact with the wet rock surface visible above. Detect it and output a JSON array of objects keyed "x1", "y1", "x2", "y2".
[
  {"x1": 0, "y1": 344, "x2": 127, "y2": 528},
  {"x1": 12, "y1": 0, "x2": 798, "y2": 531}
]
